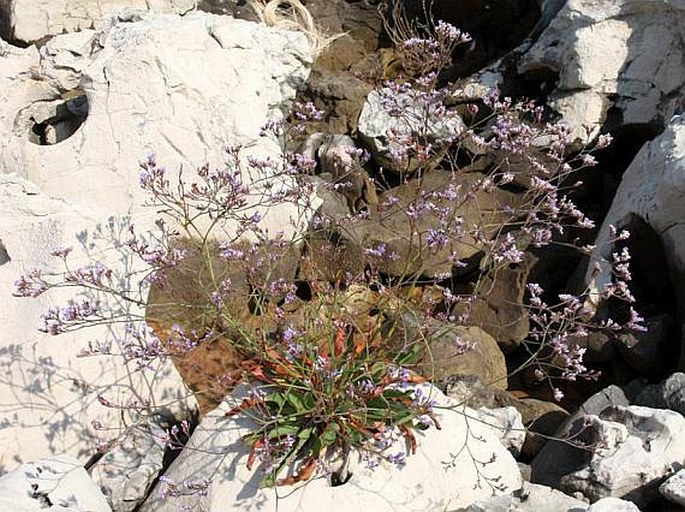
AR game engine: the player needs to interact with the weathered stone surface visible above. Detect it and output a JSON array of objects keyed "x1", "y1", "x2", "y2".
[
  {"x1": 519, "y1": 0, "x2": 685, "y2": 143},
  {"x1": 139, "y1": 384, "x2": 522, "y2": 512},
  {"x1": 451, "y1": 481, "x2": 590, "y2": 512},
  {"x1": 617, "y1": 314, "x2": 676, "y2": 376},
  {"x1": 634, "y1": 372, "x2": 685, "y2": 417},
  {"x1": 558, "y1": 406, "x2": 685, "y2": 507},
  {"x1": 459, "y1": 254, "x2": 535, "y2": 352},
  {"x1": 439, "y1": 374, "x2": 569, "y2": 459},
  {"x1": 2, "y1": 11, "x2": 317, "y2": 238},
  {"x1": 587, "y1": 497, "x2": 641, "y2": 511},
  {"x1": 532, "y1": 385, "x2": 630, "y2": 487},
  {"x1": 0, "y1": 455, "x2": 111, "y2": 511},
  {"x1": 583, "y1": 116, "x2": 685, "y2": 320},
  {"x1": 0, "y1": 174, "x2": 194, "y2": 470},
  {"x1": 299, "y1": 69, "x2": 373, "y2": 134},
  {"x1": 347, "y1": 171, "x2": 520, "y2": 279},
  {"x1": 0, "y1": 0, "x2": 195, "y2": 43},
  {"x1": 315, "y1": 133, "x2": 378, "y2": 212},
  {"x1": 358, "y1": 89, "x2": 466, "y2": 174},
  {"x1": 411, "y1": 320, "x2": 508, "y2": 390},
  {"x1": 659, "y1": 468, "x2": 685, "y2": 507},
  {"x1": 475, "y1": 406, "x2": 526, "y2": 456},
  {"x1": 1, "y1": 11, "x2": 318, "y2": 470},
  {"x1": 89, "y1": 421, "x2": 167, "y2": 512}
]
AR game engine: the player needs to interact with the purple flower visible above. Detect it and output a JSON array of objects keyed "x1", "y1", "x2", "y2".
[
  {"x1": 13, "y1": 269, "x2": 49, "y2": 298},
  {"x1": 386, "y1": 451, "x2": 406, "y2": 467}
]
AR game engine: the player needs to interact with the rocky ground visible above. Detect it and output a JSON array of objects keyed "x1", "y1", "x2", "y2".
[{"x1": 1, "y1": 0, "x2": 685, "y2": 511}]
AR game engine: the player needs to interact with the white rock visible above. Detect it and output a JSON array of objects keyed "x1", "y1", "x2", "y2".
[
  {"x1": 2, "y1": 11, "x2": 318, "y2": 238},
  {"x1": 358, "y1": 88, "x2": 465, "y2": 174},
  {"x1": 38, "y1": 30, "x2": 99, "y2": 91},
  {"x1": 659, "y1": 468, "x2": 685, "y2": 507},
  {"x1": 454, "y1": 481, "x2": 590, "y2": 511},
  {"x1": 0, "y1": 174, "x2": 194, "y2": 471},
  {"x1": 1, "y1": 12, "x2": 317, "y2": 471},
  {"x1": 587, "y1": 497, "x2": 641, "y2": 511},
  {"x1": 0, "y1": 0, "x2": 195, "y2": 43},
  {"x1": 475, "y1": 406, "x2": 526, "y2": 457},
  {"x1": 559, "y1": 405, "x2": 685, "y2": 506},
  {"x1": 583, "y1": 115, "x2": 685, "y2": 316},
  {"x1": 139, "y1": 384, "x2": 522, "y2": 512},
  {"x1": 519, "y1": 0, "x2": 685, "y2": 143},
  {"x1": 0, "y1": 455, "x2": 111, "y2": 511},
  {"x1": 89, "y1": 421, "x2": 168, "y2": 512}
]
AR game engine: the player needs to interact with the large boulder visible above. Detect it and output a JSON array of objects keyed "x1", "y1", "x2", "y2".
[
  {"x1": 1, "y1": 11, "x2": 318, "y2": 237},
  {"x1": 558, "y1": 406, "x2": 685, "y2": 507},
  {"x1": 519, "y1": 0, "x2": 685, "y2": 143},
  {"x1": 1, "y1": 11, "x2": 318, "y2": 470},
  {"x1": 139, "y1": 384, "x2": 522, "y2": 512},
  {"x1": 582, "y1": 116, "x2": 685, "y2": 327},
  {"x1": 0, "y1": 174, "x2": 193, "y2": 470},
  {"x1": 0, "y1": 455, "x2": 111, "y2": 511},
  {"x1": 0, "y1": 0, "x2": 195, "y2": 44}
]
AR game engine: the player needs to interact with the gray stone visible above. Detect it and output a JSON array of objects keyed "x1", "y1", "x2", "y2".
[
  {"x1": 358, "y1": 88, "x2": 466, "y2": 174},
  {"x1": 531, "y1": 385, "x2": 629, "y2": 487},
  {"x1": 559, "y1": 406, "x2": 685, "y2": 507},
  {"x1": 89, "y1": 422, "x2": 167, "y2": 512},
  {"x1": 519, "y1": 0, "x2": 685, "y2": 144},
  {"x1": 659, "y1": 468, "x2": 685, "y2": 507},
  {"x1": 634, "y1": 372, "x2": 685, "y2": 417},
  {"x1": 582, "y1": 116, "x2": 685, "y2": 321}
]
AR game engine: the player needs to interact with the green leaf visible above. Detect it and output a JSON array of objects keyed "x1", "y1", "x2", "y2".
[
  {"x1": 320, "y1": 422, "x2": 340, "y2": 445},
  {"x1": 268, "y1": 425, "x2": 301, "y2": 438},
  {"x1": 284, "y1": 391, "x2": 306, "y2": 413}
]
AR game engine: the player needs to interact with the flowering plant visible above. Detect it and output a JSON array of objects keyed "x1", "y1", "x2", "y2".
[{"x1": 11, "y1": 11, "x2": 644, "y2": 499}]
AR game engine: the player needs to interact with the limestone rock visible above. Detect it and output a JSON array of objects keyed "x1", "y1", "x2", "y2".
[
  {"x1": 587, "y1": 497, "x2": 641, "y2": 511},
  {"x1": 0, "y1": 174, "x2": 194, "y2": 470},
  {"x1": 2, "y1": 11, "x2": 317, "y2": 238},
  {"x1": 582, "y1": 116, "x2": 685, "y2": 320},
  {"x1": 89, "y1": 421, "x2": 167, "y2": 512},
  {"x1": 0, "y1": 455, "x2": 111, "y2": 511},
  {"x1": 532, "y1": 385, "x2": 630, "y2": 487},
  {"x1": 0, "y1": 0, "x2": 195, "y2": 44},
  {"x1": 519, "y1": 0, "x2": 685, "y2": 143},
  {"x1": 451, "y1": 481, "x2": 590, "y2": 512},
  {"x1": 139, "y1": 384, "x2": 522, "y2": 512},
  {"x1": 475, "y1": 406, "x2": 526, "y2": 456},
  {"x1": 358, "y1": 88, "x2": 466, "y2": 174},
  {"x1": 659, "y1": 468, "x2": 685, "y2": 507},
  {"x1": 559, "y1": 406, "x2": 685, "y2": 507},
  {"x1": 0, "y1": 11, "x2": 317, "y2": 470}
]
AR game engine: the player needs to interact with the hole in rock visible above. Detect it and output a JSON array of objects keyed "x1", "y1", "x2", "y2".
[
  {"x1": 0, "y1": 240, "x2": 10, "y2": 266},
  {"x1": 26, "y1": 91, "x2": 89, "y2": 145}
]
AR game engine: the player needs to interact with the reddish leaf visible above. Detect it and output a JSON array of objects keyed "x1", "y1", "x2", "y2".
[{"x1": 277, "y1": 456, "x2": 317, "y2": 486}]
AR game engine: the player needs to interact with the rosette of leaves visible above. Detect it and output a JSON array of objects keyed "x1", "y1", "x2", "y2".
[{"x1": 225, "y1": 314, "x2": 440, "y2": 487}]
